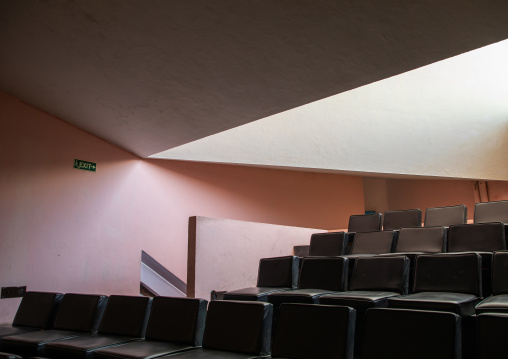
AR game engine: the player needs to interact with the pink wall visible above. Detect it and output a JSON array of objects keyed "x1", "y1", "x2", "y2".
[
  {"x1": 0, "y1": 92, "x2": 365, "y2": 322},
  {"x1": 385, "y1": 178, "x2": 477, "y2": 221}
]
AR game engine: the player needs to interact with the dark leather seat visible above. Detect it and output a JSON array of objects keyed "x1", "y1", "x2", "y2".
[
  {"x1": 476, "y1": 251, "x2": 508, "y2": 314},
  {"x1": 159, "y1": 300, "x2": 272, "y2": 358},
  {"x1": 319, "y1": 256, "x2": 409, "y2": 355},
  {"x1": 383, "y1": 208, "x2": 422, "y2": 231},
  {"x1": 388, "y1": 253, "x2": 482, "y2": 316},
  {"x1": 308, "y1": 232, "x2": 349, "y2": 256},
  {"x1": 0, "y1": 294, "x2": 108, "y2": 358},
  {"x1": 474, "y1": 200, "x2": 508, "y2": 224},
  {"x1": 362, "y1": 308, "x2": 461, "y2": 359},
  {"x1": 223, "y1": 256, "x2": 299, "y2": 302},
  {"x1": 477, "y1": 312, "x2": 508, "y2": 358},
  {"x1": 348, "y1": 213, "x2": 382, "y2": 233},
  {"x1": 378, "y1": 226, "x2": 447, "y2": 292},
  {"x1": 267, "y1": 257, "x2": 348, "y2": 307},
  {"x1": 43, "y1": 295, "x2": 152, "y2": 359},
  {"x1": 0, "y1": 292, "x2": 63, "y2": 338},
  {"x1": 424, "y1": 205, "x2": 467, "y2": 227},
  {"x1": 270, "y1": 304, "x2": 355, "y2": 359},
  {"x1": 448, "y1": 222, "x2": 505, "y2": 297},
  {"x1": 93, "y1": 297, "x2": 207, "y2": 359}
]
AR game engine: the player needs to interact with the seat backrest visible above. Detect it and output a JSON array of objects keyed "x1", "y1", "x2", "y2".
[
  {"x1": 309, "y1": 232, "x2": 348, "y2": 256},
  {"x1": 145, "y1": 296, "x2": 207, "y2": 345},
  {"x1": 202, "y1": 300, "x2": 272, "y2": 356},
  {"x1": 98, "y1": 295, "x2": 152, "y2": 337},
  {"x1": 448, "y1": 222, "x2": 505, "y2": 252},
  {"x1": 396, "y1": 226, "x2": 446, "y2": 253},
  {"x1": 52, "y1": 293, "x2": 108, "y2": 332},
  {"x1": 350, "y1": 231, "x2": 396, "y2": 255},
  {"x1": 424, "y1": 205, "x2": 467, "y2": 227},
  {"x1": 12, "y1": 291, "x2": 63, "y2": 329},
  {"x1": 363, "y1": 308, "x2": 461, "y2": 359},
  {"x1": 413, "y1": 253, "x2": 482, "y2": 296},
  {"x1": 383, "y1": 209, "x2": 422, "y2": 231},
  {"x1": 272, "y1": 303, "x2": 355, "y2": 359},
  {"x1": 349, "y1": 256, "x2": 409, "y2": 294},
  {"x1": 257, "y1": 256, "x2": 299, "y2": 289},
  {"x1": 348, "y1": 213, "x2": 382, "y2": 232},
  {"x1": 298, "y1": 257, "x2": 349, "y2": 291},
  {"x1": 475, "y1": 200, "x2": 508, "y2": 223},
  {"x1": 491, "y1": 251, "x2": 508, "y2": 295}
]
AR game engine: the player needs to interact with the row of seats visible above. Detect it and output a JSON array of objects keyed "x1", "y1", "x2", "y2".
[
  {"x1": 224, "y1": 251, "x2": 508, "y2": 358},
  {"x1": 349, "y1": 199, "x2": 508, "y2": 232},
  {"x1": 6, "y1": 290, "x2": 507, "y2": 358}
]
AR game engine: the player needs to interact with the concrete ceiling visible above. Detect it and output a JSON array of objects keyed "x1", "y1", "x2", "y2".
[{"x1": 1, "y1": 0, "x2": 508, "y2": 162}]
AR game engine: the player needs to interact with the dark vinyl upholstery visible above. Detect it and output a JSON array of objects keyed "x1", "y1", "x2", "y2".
[
  {"x1": 0, "y1": 294, "x2": 108, "y2": 358},
  {"x1": 348, "y1": 213, "x2": 382, "y2": 233},
  {"x1": 448, "y1": 222, "x2": 505, "y2": 253},
  {"x1": 161, "y1": 301, "x2": 272, "y2": 358},
  {"x1": 349, "y1": 231, "x2": 396, "y2": 255},
  {"x1": 383, "y1": 209, "x2": 422, "y2": 231},
  {"x1": 424, "y1": 205, "x2": 467, "y2": 227},
  {"x1": 308, "y1": 232, "x2": 348, "y2": 256},
  {"x1": 271, "y1": 304, "x2": 355, "y2": 359},
  {"x1": 0, "y1": 292, "x2": 63, "y2": 338},
  {"x1": 362, "y1": 308, "x2": 461, "y2": 359},
  {"x1": 477, "y1": 313, "x2": 508, "y2": 359},
  {"x1": 43, "y1": 295, "x2": 152, "y2": 359},
  {"x1": 319, "y1": 256, "x2": 409, "y2": 355},
  {"x1": 93, "y1": 297, "x2": 207, "y2": 359},
  {"x1": 474, "y1": 200, "x2": 508, "y2": 224},
  {"x1": 388, "y1": 253, "x2": 482, "y2": 316},
  {"x1": 476, "y1": 251, "x2": 508, "y2": 314},
  {"x1": 395, "y1": 226, "x2": 446, "y2": 253},
  {"x1": 268, "y1": 257, "x2": 349, "y2": 307},
  {"x1": 223, "y1": 256, "x2": 299, "y2": 301}
]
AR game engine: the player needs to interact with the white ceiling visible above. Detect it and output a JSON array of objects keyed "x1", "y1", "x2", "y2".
[{"x1": 1, "y1": 0, "x2": 508, "y2": 177}]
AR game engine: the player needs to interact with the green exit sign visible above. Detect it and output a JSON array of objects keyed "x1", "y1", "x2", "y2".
[{"x1": 74, "y1": 159, "x2": 96, "y2": 172}]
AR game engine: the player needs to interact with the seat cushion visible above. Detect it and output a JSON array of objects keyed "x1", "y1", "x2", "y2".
[
  {"x1": 93, "y1": 340, "x2": 198, "y2": 359},
  {"x1": 43, "y1": 334, "x2": 137, "y2": 359},
  {"x1": 388, "y1": 292, "x2": 480, "y2": 316},
  {"x1": 0, "y1": 326, "x2": 38, "y2": 338},
  {"x1": 0, "y1": 330, "x2": 88, "y2": 358},
  {"x1": 476, "y1": 294, "x2": 508, "y2": 314},
  {"x1": 320, "y1": 291, "x2": 401, "y2": 305},
  {"x1": 268, "y1": 289, "x2": 341, "y2": 306},
  {"x1": 160, "y1": 348, "x2": 269, "y2": 358},
  {"x1": 223, "y1": 287, "x2": 292, "y2": 302}
]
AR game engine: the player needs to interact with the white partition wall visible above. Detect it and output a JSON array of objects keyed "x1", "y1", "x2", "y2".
[{"x1": 188, "y1": 216, "x2": 326, "y2": 300}]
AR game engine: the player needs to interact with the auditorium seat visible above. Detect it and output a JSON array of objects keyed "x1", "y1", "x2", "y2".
[
  {"x1": 388, "y1": 253, "x2": 482, "y2": 317},
  {"x1": 424, "y1": 204, "x2": 467, "y2": 227},
  {"x1": 93, "y1": 297, "x2": 207, "y2": 359},
  {"x1": 362, "y1": 308, "x2": 461, "y2": 359},
  {"x1": 319, "y1": 256, "x2": 409, "y2": 356},
  {"x1": 348, "y1": 213, "x2": 382, "y2": 233},
  {"x1": 382, "y1": 208, "x2": 422, "y2": 231},
  {"x1": 448, "y1": 222, "x2": 505, "y2": 297},
  {"x1": 223, "y1": 256, "x2": 299, "y2": 302},
  {"x1": 308, "y1": 232, "x2": 348, "y2": 256},
  {"x1": 43, "y1": 295, "x2": 152, "y2": 359},
  {"x1": 0, "y1": 293, "x2": 108, "y2": 358},
  {"x1": 159, "y1": 300, "x2": 272, "y2": 358},
  {"x1": 378, "y1": 226, "x2": 447, "y2": 292},
  {"x1": 474, "y1": 200, "x2": 508, "y2": 223},
  {"x1": 0, "y1": 292, "x2": 63, "y2": 338},
  {"x1": 270, "y1": 304, "x2": 355, "y2": 359},
  {"x1": 477, "y1": 312, "x2": 508, "y2": 359},
  {"x1": 476, "y1": 251, "x2": 508, "y2": 314},
  {"x1": 267, "y1": 257, "x2": 348, "y2": 308}
]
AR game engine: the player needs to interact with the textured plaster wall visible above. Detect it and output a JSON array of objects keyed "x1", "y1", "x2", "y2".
[
  {"x1": 385, "y1": 179, "x2": 477, "y2": 222},
  {"x1": 0, "y1": 92, "x2": 365, "y2": 323}
]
